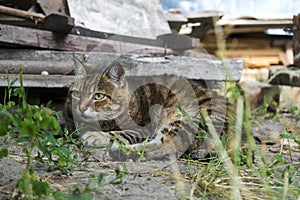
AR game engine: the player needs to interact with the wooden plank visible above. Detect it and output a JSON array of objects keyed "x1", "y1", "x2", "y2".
[
  {"x1": 0, "y1": 50, "x2": 244, "y2": 88},
  {"x1": 216, "y1": 49, "x2": 283, "y2": 68},
  {"x1": 1, "y1": 50, "x2": 243, "y2": 81},
  {"x1": 116, "y1": 55, "x2": 243, "y2": 81},
  {"x1": 0, "y1": 58, "x2": 242, "y2": 88},
  {"x1": 0, "y1": 24, "x2": 121, "y2": 51},
  {"x1": 0, "y1": 24, "x2": 200, "y2": 52},
  {"x1": 43, "y1": 13, "x2": 74, "y2": 33},
  {"x1": 0, "y1": 74, "x2": 75, "y2": 88},
  {"x1": 0, "y1": 60, "x2": 74, "y2": 74},
  {"x1": 243, "y1": 57, "x2": 281, "y2": 68},
  {"x1": 216, "y1": 49, "x2": 283, "y2": 57},
  {"x1": 218, "y1": 18, "x2": 293, "y2": 27},
  {"x1": 183, "y1": 11, "x2": 223, "y2": 39},
  {"x1": 164, "y1": 12, "x2": 187, "y2": 32}
]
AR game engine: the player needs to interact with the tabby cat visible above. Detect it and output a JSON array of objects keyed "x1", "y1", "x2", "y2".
[{"x1": 64, "y1": 60, "x2": 228, "y2": 161}]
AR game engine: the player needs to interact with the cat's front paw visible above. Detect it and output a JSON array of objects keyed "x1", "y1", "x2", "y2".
[{"x1": 81, "y1": 131, "x2": 110, "y2": 146}]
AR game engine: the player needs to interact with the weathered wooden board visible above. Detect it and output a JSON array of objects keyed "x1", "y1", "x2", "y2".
[
  {"x1": 216, "y1": 49, "x2": 284, "y2": 68},
  {"x1": 0, "y1": 60, "x2": 74, "y2": 74},
  {"x1": 0, "y1": 24, "x2": 200, "y2": 52},
  {"x1": 164, "y1": 12, "x2": 187, "y2": 32},
  {"x1": 184, "y1": 11, "x2": 223, "y2": 39},
  {"x1": 0, "y1": 74, "x2": 75, "y2": 88},
  {"x1": 0, "y1": 49, "x2": 243, "y2": 88},
  {"x1": 218, "y1": 18, "x2": 293, "y2": 27},
  {"x1": 0, "y1": 24, "x2": 117, "y2": 51}
]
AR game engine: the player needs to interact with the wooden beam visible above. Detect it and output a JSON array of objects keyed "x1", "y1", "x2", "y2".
[
  {"x1": 0, "y1": 74, "x2": 75, "y2": 88},
  {"x1": 0, "y1": 60, "x2": 74, "y2": 74},
  {"x1": 184, "y1": 11, "x2": 223, "y2": 39},
  {"x1": 218, "y1": 18, "x2": 293, "y2": 27},
  {"x1": 0, "y1": 24, "x2": 118, "y2": 51},
  {"x1": 0, "y1": 24, "x2": 200, "y2": 52},
  {"x1": 216, "y1": 49, "x2": 283, "y2": 68},
  {"x1": 0, "y1": 50, "x2": 244, "y2": 88},
  {"x1": 216, "y1": 49, "x2": 283, "y2": 57},
  {"x1": 43, "y1": 13, "x2": 74, "y2": 33},
  {"x1": 293, "y1": 14, "x2": 300, "y2": 67}
]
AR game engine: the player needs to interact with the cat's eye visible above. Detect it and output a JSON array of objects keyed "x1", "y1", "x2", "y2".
[
  {"x1": 94, "y1": 93, "x2": 105, "y2": 100},
  {"x1": 72, "y1": 90, "x2": 81, "y2": 98}
]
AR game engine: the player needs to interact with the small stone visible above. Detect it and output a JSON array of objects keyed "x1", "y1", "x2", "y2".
[{"x1": 41, "y1": 71, "x2": 49, "y2": 75}]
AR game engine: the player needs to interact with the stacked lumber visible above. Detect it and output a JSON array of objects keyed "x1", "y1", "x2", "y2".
[
  {"x1": 216, "y1": 49, "x2": 285, "y2": 68},
  {"x1": 200, "y1": 18, "x2": 293, "y2": 68}
]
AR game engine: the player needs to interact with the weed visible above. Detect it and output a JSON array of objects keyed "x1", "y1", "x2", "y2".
[
  {"x1": 67, "y1": 165, "x2": 127, "y2": 200},
  {"x1": 0, "y1": 66, "x2": 127, "y2": 199},
  {"x1": 179, "y1": 21, "x2": 300, "y2": 200}
]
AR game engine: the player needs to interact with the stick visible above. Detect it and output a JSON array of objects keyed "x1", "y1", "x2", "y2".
[{"x1": 0, "y1": 5, "x2": 45, "y2": 22}]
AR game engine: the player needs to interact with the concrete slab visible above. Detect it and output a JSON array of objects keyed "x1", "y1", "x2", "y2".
[{"x1": 68, "y1": 0, "x2": 171, "y2": 39}]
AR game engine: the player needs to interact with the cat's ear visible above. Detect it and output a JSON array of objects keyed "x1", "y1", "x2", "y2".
[
  {"x1": 74, "y1": 56, "x2": 87, "y2": 76},
  {"x1": 105, "y1": 62, "x2": 125, "y2": 87}
]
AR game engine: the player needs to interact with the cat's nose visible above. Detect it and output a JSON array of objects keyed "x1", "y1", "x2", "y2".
[{"x1": 79, "y1": 104, "x2": 88, "y2": 113}]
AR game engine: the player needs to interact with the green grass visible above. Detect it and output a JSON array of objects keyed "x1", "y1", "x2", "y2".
[{"x1": 179, "y1": 22, "x2": 300, "y2": 200}]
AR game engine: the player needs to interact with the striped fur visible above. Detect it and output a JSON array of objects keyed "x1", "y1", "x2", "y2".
[{"x1": 64, "y1": 62, "x2": 228, "y2": 160}]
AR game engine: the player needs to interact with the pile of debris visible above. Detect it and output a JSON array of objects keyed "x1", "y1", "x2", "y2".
[{"x1": 0, "y1": 0, "x2": 243, "y2": 91}]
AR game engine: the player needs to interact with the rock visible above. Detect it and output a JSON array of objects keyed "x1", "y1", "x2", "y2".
[
  {"x1": 252, "y1": 119, "x2": 284, "y2": 144},
  {"x1": 239, "y1": 81, "x2": 280, "y2": 111},
  {"x1": 279, "y1": 86, "x2": 300, "y2": 110},
  {"x1": 269, "y1": 67, "x2": 300, "y2": 87}
]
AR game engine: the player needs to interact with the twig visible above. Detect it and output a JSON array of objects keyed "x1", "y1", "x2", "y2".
[{"x1": 0, "y1": 5, "x2": 45, "y2": 23}]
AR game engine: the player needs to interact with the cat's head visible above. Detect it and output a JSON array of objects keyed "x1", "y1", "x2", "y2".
[{"x1": 70, "y1": 61, "x2": 130, "y2": 122}]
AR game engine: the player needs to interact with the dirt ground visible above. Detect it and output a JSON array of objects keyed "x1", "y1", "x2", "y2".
[{"x1": 0, "y1": 112, "x2": 299, "y2": 200}]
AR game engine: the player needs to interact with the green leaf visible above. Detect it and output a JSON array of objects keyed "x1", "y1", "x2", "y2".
[
  {"x1": 199, "y1": 112, "x2": 207, "y2": 128},
  {"x1": 0, "y1": 148, "x2": 9, "y2": 159},
  {"x1": 22, "y1": 147, "x2": 30, "y2": 155},
  {"x1": 0, "y1": 118, "x2": 10, "y2": 136},
  {"x1": 279, "y1": 133, "x2": 300, "y2": 145},
  {"x1": 44, "y1": 134, "x2": 56, "y2": 146},
  {"x1": 52, "y1": 191, "x2": 66, "y2": 200},
  {"x1": 68, "y1": 192, "x2": 94, "y2": 200},
  {"x1": 16, "y1": 136, "x2": 31, "y2": 144},
  {"x1": 32, "y1": 180, "x2": 51, "y2": 197},
  {"x1": 57, "y1": 137, "x2": 65, "y2": 146},
  {"x1": 280, "y1": 133, "x2": 297, "y2": 140},
  {"x1": 97, "y1": 173, "x2": 105, "y2": 186},
  {"x1": 195, "y1": 135, "x2": 206, "y2": 140}
]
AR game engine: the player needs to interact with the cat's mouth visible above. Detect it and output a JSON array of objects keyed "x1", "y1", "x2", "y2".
[{"x1": 77, "y1": 109, "x2": 117, "y2": 121}]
